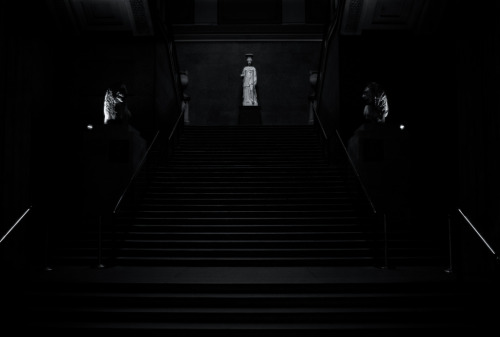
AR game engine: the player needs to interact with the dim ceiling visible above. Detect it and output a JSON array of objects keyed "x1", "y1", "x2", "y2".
[{"x1": 46, "y1": 0, "x2": 449, "y2": 38}]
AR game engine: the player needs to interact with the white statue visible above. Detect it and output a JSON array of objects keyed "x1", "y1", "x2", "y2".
[
  {"x1": 241, "y1": 53, "x2": 258, "y2": 106},
  {"x1": 361, "y1": 82, "x2": 389, "y2": 124},
  {"x1": 104, "y1": 82, "x2": 131, "y2": 125}
]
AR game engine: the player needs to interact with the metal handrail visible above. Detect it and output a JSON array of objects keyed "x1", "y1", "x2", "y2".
[
  {"x1": 169, "y1": 108, "x2": 185, "y2": 142},
  {"x1": 113, "y1": 130, "x2": 160, "y2": 214},
  {"x1": 457, "y1": 208, "x2": 497, "y2": 257},
  {"x1": 312, "y1": 102, "x2": 328, "y2": 141},
  {"x1": 445, "y1": 208, "x2": 499, "y2": 275},
  {"x1": 334, "y1": 129, "x2": 385, "y2": 267},
  {"x1": 152, "y1": 8, "x2": 184, "y2": 113},
  {"x1": 313, "y1": 0, "x2": 345, "y2": 136},
  {"x1": 0, "y1": 206, "x2": 31, "y2": 245},
  {"x1": 335, "y1": 129, "x2": 377, "y2": 214},
  {"x1": 101, "y1": 128, "x2": 161, "y2": 268}
]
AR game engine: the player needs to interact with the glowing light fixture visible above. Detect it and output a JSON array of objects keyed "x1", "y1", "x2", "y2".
[
  {"x1": 87, "y1": 124, "x2": 93, "y2": 130},
  {"x1": 400, "y1": 124, "x2": 405, "y2": 130}
]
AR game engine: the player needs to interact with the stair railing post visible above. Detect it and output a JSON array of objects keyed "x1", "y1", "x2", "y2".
[
  {"x1": 44, "y1": 213, "x2": 53, "y2": 271},
  {"x1": 444, "y1": 213, "x2": 453, "y2": 274},
  {"x1": 382, "y1": 212, "x2": 389, "y2": 269},
  {"x1": 96, "y1": 215, "x2": 105, "y2": 269}
]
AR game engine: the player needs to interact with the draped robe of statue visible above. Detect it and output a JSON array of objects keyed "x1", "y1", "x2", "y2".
[
  {"x1": 241, "y1": 65, "x2": 258, "y2": 106},
  {"x1": 104, "y1": 83, "x2": 131, "y2": 125},
  {"x1": 362, "y1": 82, "x2": 389, "y2": 124}
]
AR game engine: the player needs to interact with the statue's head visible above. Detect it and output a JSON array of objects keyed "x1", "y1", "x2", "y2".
[
  {"x1": 245, "y1": 53, "x2": 254, "y2": 65},
  {"x1": 105, "y1": 82, "x2": 128, "y2": 104},
  {"x1": 362, "y1": 82, "x2": 381, "y2": 104}
]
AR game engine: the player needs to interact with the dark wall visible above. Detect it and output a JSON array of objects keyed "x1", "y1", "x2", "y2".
[
  {"x1": 165, "y1": 0, "x2": 331, "y2": 25},
  {"x1": 1, "y1": 39, "x2": 41, "y2": 228},
  {"x1": 454, "y1": 0, "x2": 500, "y2": 275},
  {"x1": 175, "y1": 41, "x2": 322, "y2": 125},
  {"x1": 218, "y1": 0, "x2": 282, "y2": 24},
  {"x1": 1, "y1": 1, "x2": 58, "y2": 269},
  {"x1": 1, "y1": 11, "x2": 160, "y2": 236},
  {"x1": 457, "y1": 34, "x2": 500, "y2": 238},
  {"x1": 1, "y1": 2, "x2": 57, "y2": 231}
]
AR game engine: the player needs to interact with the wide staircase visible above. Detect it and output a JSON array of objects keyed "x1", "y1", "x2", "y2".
[
  {"x1": 110, "y1": 125, "x2": 379, "y2": 267},
  {"x1": 17, "y1": 125, "x2": 494, "y2": 336},
  {"x1": 48, "y1": 125, "x2": 447, "y2": 267}
]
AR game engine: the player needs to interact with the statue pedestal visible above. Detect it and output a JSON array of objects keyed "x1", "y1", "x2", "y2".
[{"x1": 239, "y1": 105, "x2": 261, "y2": 125}]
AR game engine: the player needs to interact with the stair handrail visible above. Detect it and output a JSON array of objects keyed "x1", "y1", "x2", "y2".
[
  {"x1": 311, "y1": 100, "x2": 328, "y2": 141},
  {"x1": 113, "y1": 130, "x2": 160, "y2": 214},
  {"x1": 151, "y1": 6, "x2": 184, "y2": 115},
  {"x1": 445, "y1": 207, "x2": 499, "y2": 278},
  {"x1": 452, "y1": 207, "x2": 498, "y2": 266},
  {"x1": 335, "y1": 128, "x2": 388, "y2": 268},
  {"x1": 457, "y1": 208, "x2": 497, "y2": 258},
  {"x1": 313, "y1": 102, "x2": 378, "y2": 212},
  {"x1": 151, "y1": 4, "x2": 186, "y2": 150},
  {"x1": 310, "y1": 0, "x2": 384, "y2": 264},
  {"x1": 335, "y1": 129, "x2": 376, "y2": 215},
  {"x1": 310, "y1": 0, "x2": 375, "y2": 208},
  {"x1": 313, "y1": 0, "x2": 345, "y2": 137},
  {"x1": 0, "y1": 206, "x2": 31, "y2": 245},
  {"x1": 113, "y1": 5, "x2": 186, "y2": 215},
  {"x1": 169, "y1": 104, "x2": 185, "y2": 142}
]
